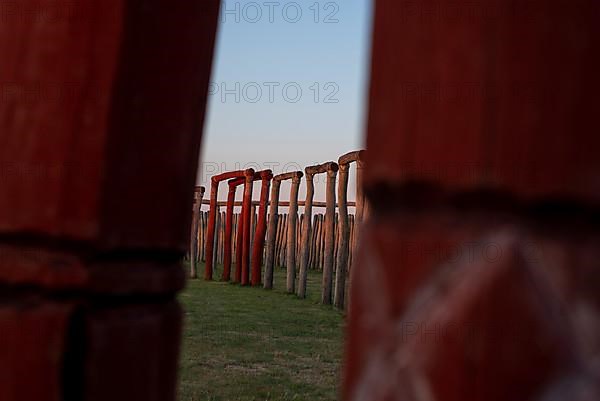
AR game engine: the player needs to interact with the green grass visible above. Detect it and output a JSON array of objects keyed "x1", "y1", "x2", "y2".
[{"x1": 178, "y1": 263, "x2": 345, "y2": 401}]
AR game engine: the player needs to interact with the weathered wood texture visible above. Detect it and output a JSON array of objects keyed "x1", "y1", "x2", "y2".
[
  {"x1": 321, "y1": 167, "x2": 338, "y2": 305},
  {"x1": 335, "y1": 165, "x2": 350, "y2": 308}
]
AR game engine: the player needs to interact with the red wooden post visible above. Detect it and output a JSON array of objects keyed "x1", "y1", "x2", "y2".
[
  {"x1": 223, "y1": 178, "x2": 244, "y2": 281},
  {"x1": 0, "y1": 1, "x2": 220, "y2": 399},
  {"x1": 240, "y1": 170, "x2": 255, "y2": 286},
  {"x1": 344, "y1": 0, "x2": 600, "y2": 400},
  {"x1": 251, "y1": 170, "x2": 273, "y2": 286},
  {"x1": 205, "y1": 179, "x2": 219, "y2": 280}
]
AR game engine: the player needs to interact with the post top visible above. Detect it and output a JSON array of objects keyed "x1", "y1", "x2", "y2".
[
  {"x1": 338, "y1": 150, "x2": 366, "y2": 166},
  {"x1": 274, "y1": 171, "x2": 303, "y2": 181},
  {"x1": 211, "y1": 169, "x2": 253, "y2": 184},
  {"x1": 305, "y1": 162, "x2": 339, "y2": 176}
]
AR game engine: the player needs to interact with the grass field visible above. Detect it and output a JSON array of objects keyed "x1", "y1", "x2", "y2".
[{"x1": 178, "y1": 263, "x2": 345, "y2": 401}]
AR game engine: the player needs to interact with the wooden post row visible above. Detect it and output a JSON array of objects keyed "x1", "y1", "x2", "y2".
[{"x1": 199, "y1": 151, "x2": 365, "y2": 307}]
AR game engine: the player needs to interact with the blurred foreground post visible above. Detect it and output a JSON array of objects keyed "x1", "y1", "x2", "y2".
[
  {"x1": 0, "y1": 1, "x2": 220, "y2": 400},
  {"x1": 343, "y1": 0, "x2": 600, "y2": 400}
]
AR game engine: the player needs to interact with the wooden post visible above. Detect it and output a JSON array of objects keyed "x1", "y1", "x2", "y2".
[
  {"x1": 349, "y1": 214, "x2": 355, "y2": 271},
  {"x1": 240, "y1": 170, "x2": 255, "y2": 286},
  {"x1": 297, "y1": 214, "x2": 303, "y2": 264},
  {"x1": 215, "y1": 210, "x2": 220, "y2": 267},
  {"x1": 212, "y1": 206, "x2": 221, "y2": 270},
  {"x1": 286, "y1": 174, "x2": 302, "y2": 293},
  {"x1": 298, "y1": 174, "x2": 314, "y2": 297},
  {"x1": 355, "y1": 159, "x2": 366, "y2": 225},
  {"x1": 251, "y1": 170, "x2": 273, "y2": 286},
  {"x1": 264, "y1": 172, "x2": 303, "y2": 289},
  {"x1": 275, "y1": 214, "x2": 283, "y2": 268},
  {"x1": 280, "y1": 214, "x2": 288, "y2": 268},
  {"x1": 220, "y1": 211, "x2": 225, "y2": 264},
  {"x1": 234, "y1": 206, "x2": 244, "y2": 283},
  {"x1": 223, "y1": 178, "x2": 244, "y2": 281},
  {"x1": 222, "y1": 211, "x2": 226, "y2": 265},
  {"x1": 204, "y1": 179, "x2": 219, "y2": 280},
  {"x1": 309, "y1": 214, "x2": 318, "y2": 269},
  {"x1": 318, "y1": 214, "x2": 325, "y2": 269},
  {"x1": 264, "y1": 181, "x2": 282, "y2": 289},
  {"x1": 345, "y1": 0, "x2": 600, "y2": 397},
  {"x1": 190, "y1": 186, "x2": 205, "y2": 279},
  {"x1": 298, "y1": 161, "x2": 338, "y2": 298},
  {"x1": 231, "y1": 213, "x2": 235, "y2": 259},
  {"x1": 315, "y1": 214, "x2": 323, "y2": 270},
  {"x1": 334, "y1": 150, "x2": 365, "y2": 308},
  {"x1": 200, "y1": 211, "x2": 206, "y2": 262},
  {"x1": 351, "y1": 158, "x2": 367, "y2": 261},
  {"x1": 0, "y1": 0, "x2": 221, "y2": 398},
  {"x1": 250, "y1": 204, "x2": 257, "y2": 246},
  {"x1": 334, "y1": 212, "x2": 339, "y2": 272}
]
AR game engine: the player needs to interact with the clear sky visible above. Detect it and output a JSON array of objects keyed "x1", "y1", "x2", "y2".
[{"x1": 198, "y1": 0, "x2": 373, "y2": 206}]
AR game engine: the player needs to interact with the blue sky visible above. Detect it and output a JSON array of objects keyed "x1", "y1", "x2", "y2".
[{"x1": 199, "y1": 0, "x2": 373, "y2": 204}]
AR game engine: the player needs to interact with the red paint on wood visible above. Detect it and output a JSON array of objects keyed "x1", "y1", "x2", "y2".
[
  {"x1": 0, "y1": 2, "x2": 220, "y2": 401},
  {"x1": 0, "y1": 301, "x2": 73, "y2": 401},
  {"x1": 346, "y1": 1, "x2": 600, "y2": 400},
  {"x1": 365, "y1": 0, "x2": 600, "y2": 205},
  {"x1": 84, "y1": 302, "x2": 183, "y2": 401},
  {"x1": 241, "y1": 171, "x2": 255, "y2": 286},
  {"x1": 223, "y1": 179, "x2": 241, "y2": 281},
  {"x1": 205, "y1": 170, "x2": 252, "y2": 280},
  {"x1": 0, "y1": 1, "x2": 221, "y2": 250}
]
